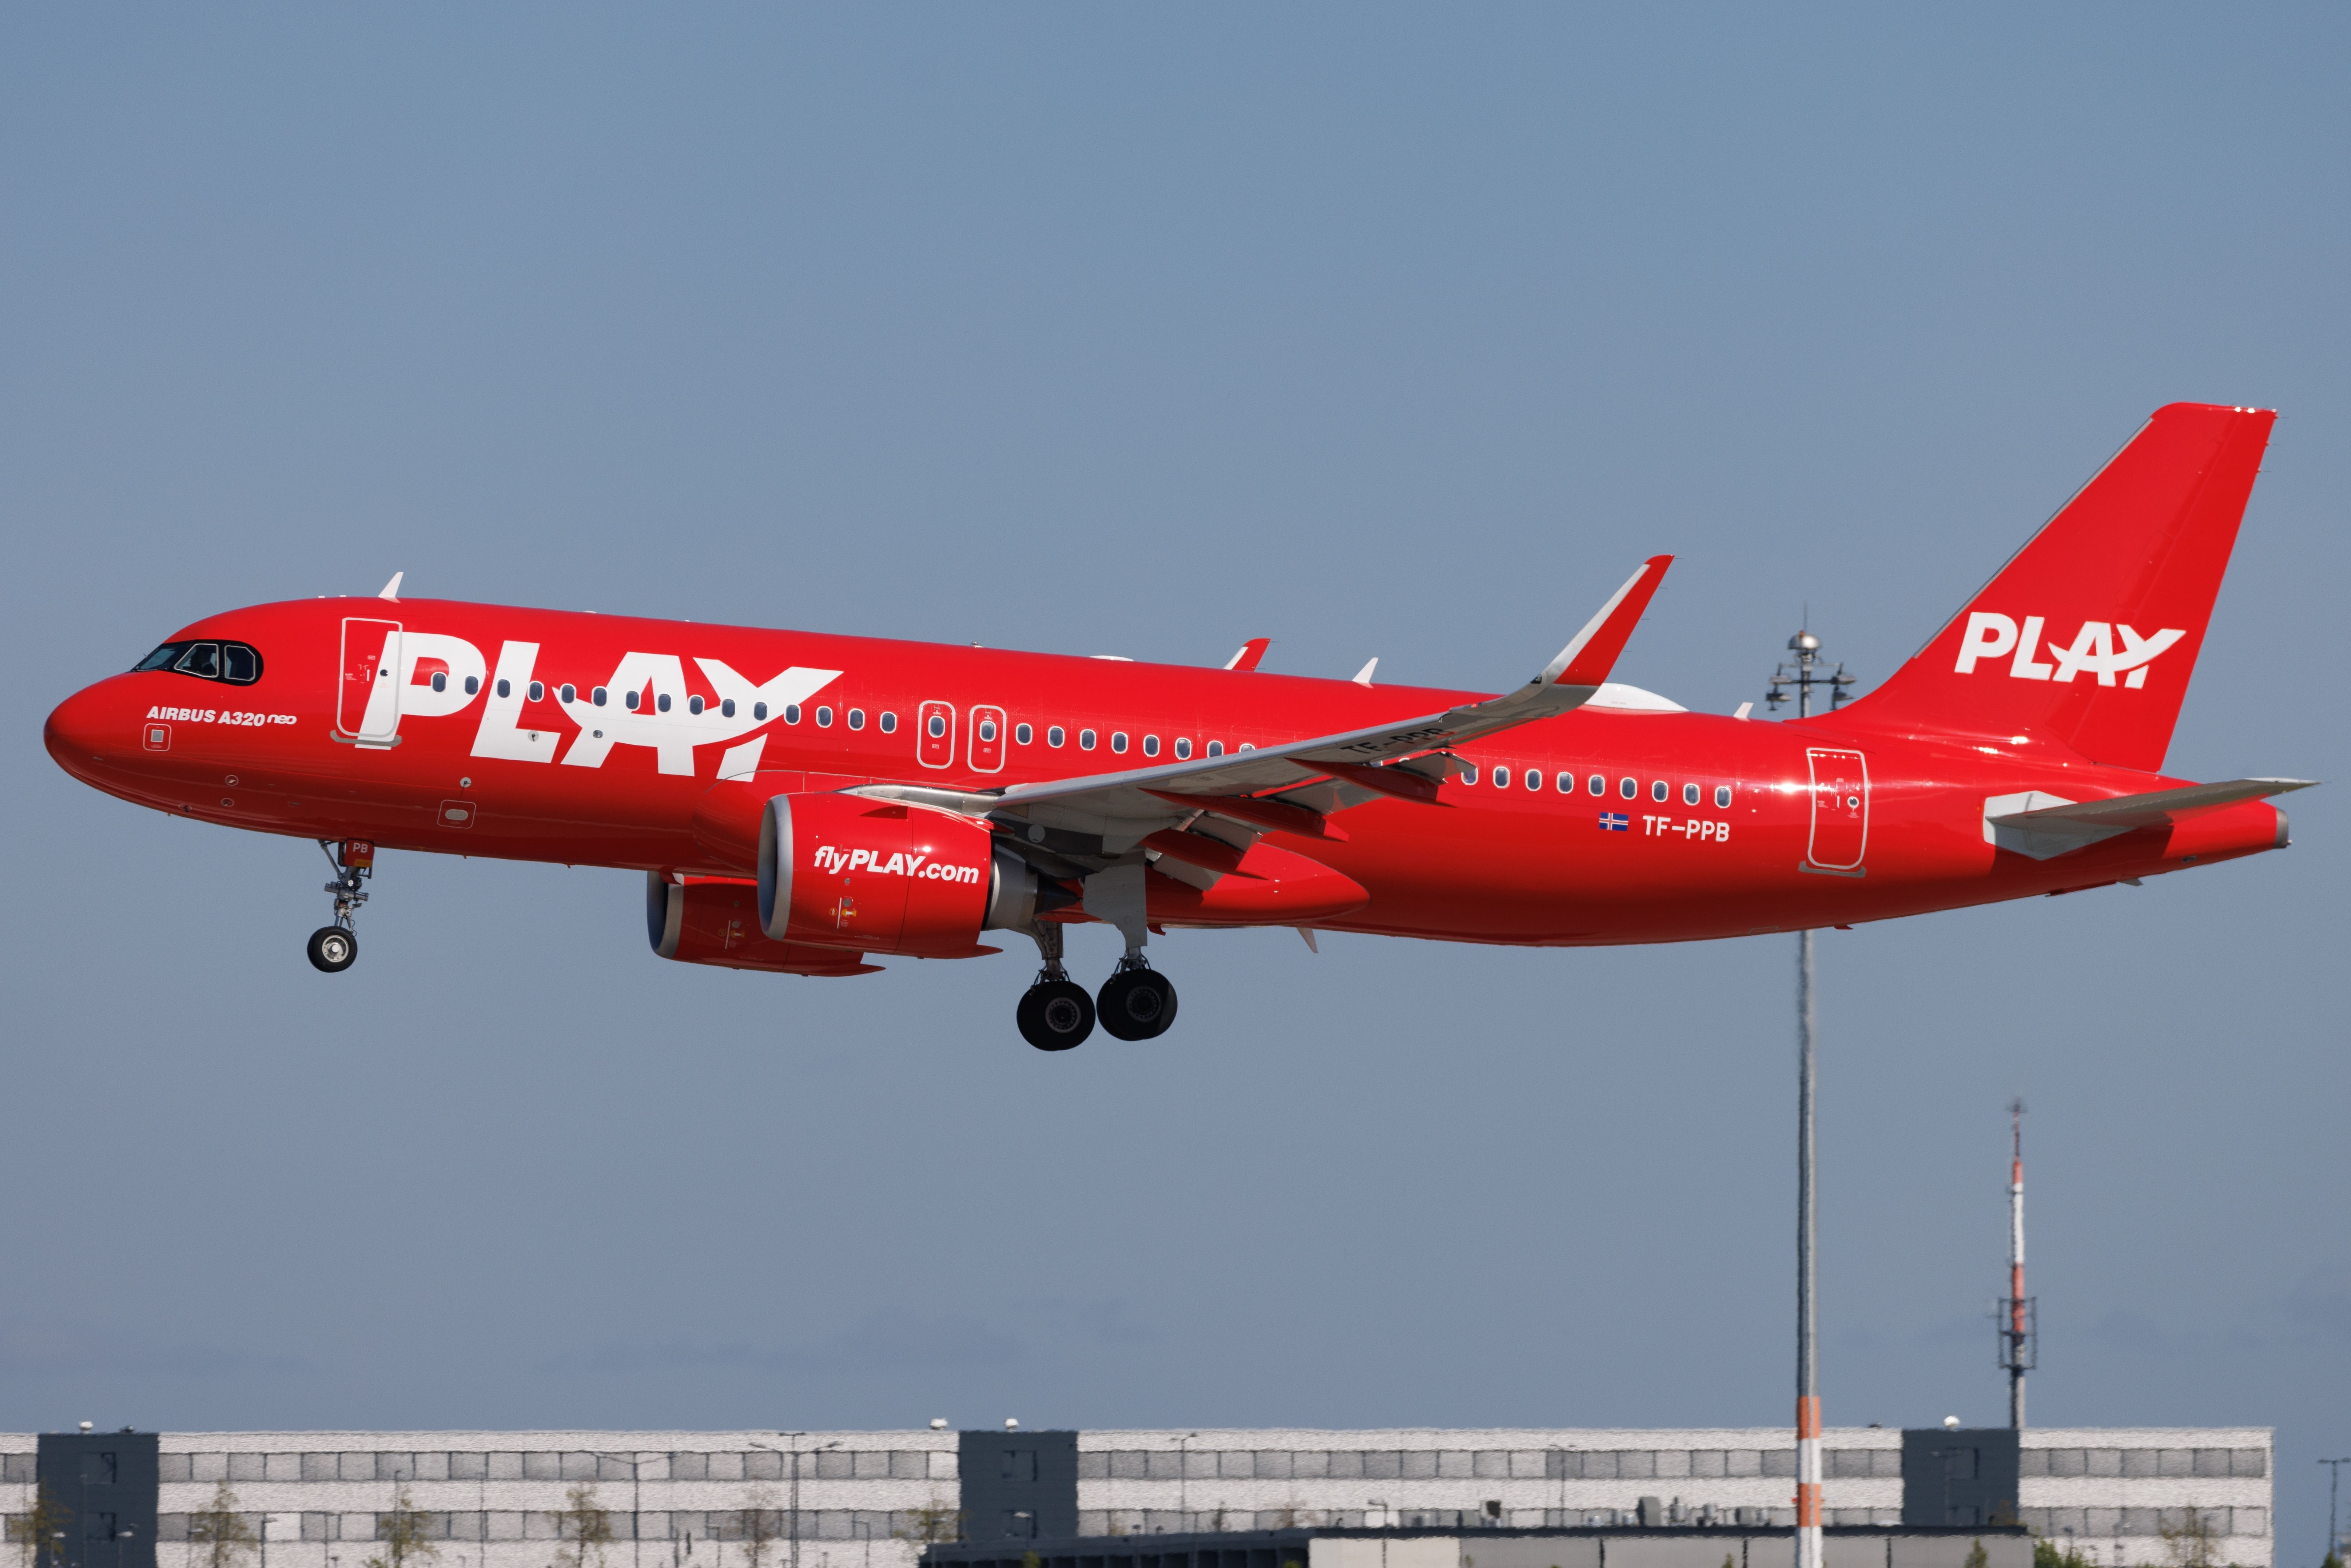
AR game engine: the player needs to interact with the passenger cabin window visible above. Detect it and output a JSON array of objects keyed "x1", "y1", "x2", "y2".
[
  {"x1": 1588, "y1": 774, "x2": 1604, "y2": 795},
  {"x1": 1683, "y1": 782, "x2": 1700, "y2": 806},
  {"x1": 1462, "y1": 765, "x2": 1479, "y2": 784},
  {"x1": 928, "y1": 713, "x2": 947, "y2": 738},
  {"x1": 431, "y1": 672, "x2": 448, "y2": 693},
  {"x1": 1207, "y1": 741, "x2": 1223, "y2": 757},
  {"x1": 1015, "y1": 723, "x2": 1033, "y2": 745},
  {"x1": 592, "y1": 686, "x2": 609, "y2": 706},
  {"x1": 1142, "y1": 735, "x2": 1159, "y2": 757},
  {"x1": 1048, "y1": 726, "x2": 1066, "y2": 747},
  {"x1": 979, "y1": 719, "x2": 998, "y2": 742},
  {"x1": 689, "y1": 695, "x2": 704, "y2": 715},
  {"x1": 657, "y1": 693, "x2": 673, "y2": 713},
  {"x1": 625, "y1": 690, "x2": 641, "y2": 709},
  {"x1": 1174, "y1": 737, "x2": 1192, "y2": 759},
  {"x1": 1556, "y1": 772, "x2": 1573, "y2": 793},
  {"x1": 529, "y1": 681, "x2": 545, "y2": 702},
  {"x1": 783, "y1": 703, "x2": 800, "y2": 723},
  {"x1": 1651, "y1": 780, "x2": 1669, "y2": 803},
  {"x1": 1111, "y1": 732, "x2": 1129, "y2": 753},
  {"x1": 815, "y1": 705, "x2": 834, "y2": 727},
  {"x1": 497, "y1": 679, "x2": 512, "y2": 699},
  {"x1": 560, "y1": 684, "x2": 578, "y2": 704},
  {"x1": 1619, "y1": 776, "x2": 1637, "y2": 799},
  {"x1": 1715, "y1": 784, "x2": 1732, "y2": 808},
  {"x1": 848, "y1": 708, "x2": 866, "y2": 730},
  {"x1": 1493, "y1": 765, "x2": 1509, "y2": 788},
  {"x1": 754, "y1": 702, "x2": 769, "y2": 720},
  {"x1": 462, "y1": 674, "x2": 478, "y2": 695},
  {"x1": 1525, "y1": 769, "x2": 1540, "y2": 791},
  {"x1": 879, "y1": 711, "x2": 897, "y2": 733},
  {"x1": 1079, "y1": 729, "x2": 1097, "y2": 750}
]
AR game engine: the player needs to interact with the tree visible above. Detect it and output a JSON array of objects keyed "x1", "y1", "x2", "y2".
[
  {"x1": 2034, "y1": 1539, "x2": 2092, "y2": 1568},
  {"x1": 186, "y1": 1484, "x2": 258, "y2": 1568},
  {"x1": 729, "y1": 1490, "x2": 781, "y2": 1568},
  {"x1": 2157, "y1": 1508, "x2": 2220, "y2": 1568},
  {"x1": 550, "y1": 1486, "x2": 615, "y2": 1568},
  {"x1": 6, "y1": 1483, "x2": 72, "y2": 1568},
  {"x1": 1962, "y1": 1542, "x2": 1988, "y2": 1568},
  {"x1": 891, "y1": 1507, "x2": 964, "y2": 1547},
  {"x1": 367, "y1": 1487, "x2": 440, "y2": 1568}
]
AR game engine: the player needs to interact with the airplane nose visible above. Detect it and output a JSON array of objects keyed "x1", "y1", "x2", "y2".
[{"x1": 45, "y1": 681, "x2": 124, "y2": 778}]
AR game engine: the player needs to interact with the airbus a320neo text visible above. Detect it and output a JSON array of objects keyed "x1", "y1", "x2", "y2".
[{"x1": 46, "y1": 403, "x2": 2310, "y2": 1049}]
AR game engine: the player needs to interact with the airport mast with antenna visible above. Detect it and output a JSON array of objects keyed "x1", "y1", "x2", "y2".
[{"x1": 1998, "y1": 1098, "x2": 2037, "y2": 1428}]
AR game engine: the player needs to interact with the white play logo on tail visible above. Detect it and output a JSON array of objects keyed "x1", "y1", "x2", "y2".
[{"x1": 1952, "y1": 612, "x2": 2186, "y2": 688}]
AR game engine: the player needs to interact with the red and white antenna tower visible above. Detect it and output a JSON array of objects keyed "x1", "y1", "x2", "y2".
[{"x1": 1998, "y1": 1097, "x2": 2037, "y2": 1428}]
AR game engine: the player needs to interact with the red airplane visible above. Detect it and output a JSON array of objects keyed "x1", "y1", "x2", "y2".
[{"x1": 44, "y1": 402, "x2": 2309, "y2": 1050}]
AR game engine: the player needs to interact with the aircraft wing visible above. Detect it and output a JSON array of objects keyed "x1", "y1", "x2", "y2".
[{"x1": 861, "y1": 555, "x2": 1671, "y2": 843}]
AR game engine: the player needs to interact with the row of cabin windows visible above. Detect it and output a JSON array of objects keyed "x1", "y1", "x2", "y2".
[{"x1": 1462, "y1": 765, "x2": 1734, "y2": 809}]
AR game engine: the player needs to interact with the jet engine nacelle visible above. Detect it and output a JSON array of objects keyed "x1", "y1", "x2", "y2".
[
  {"x1": 645, "y1": 873, "x2": 882, "y2": 976},
  {"x1": 756, "y1": 792, "x2": 1036, "y2": 956}
]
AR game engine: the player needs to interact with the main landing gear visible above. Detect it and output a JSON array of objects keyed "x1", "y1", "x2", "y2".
[
  {"x1": 307, "y1": 839, "x2": 373, "y2": 974},
  {"x1": 1014, "y1": 926, "x2": 1179, "y2": 1051}
]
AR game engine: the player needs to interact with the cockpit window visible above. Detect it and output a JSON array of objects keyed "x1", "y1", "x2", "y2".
[{"x1": 133, "y1": 639, "x2": 264, "y2": 685}]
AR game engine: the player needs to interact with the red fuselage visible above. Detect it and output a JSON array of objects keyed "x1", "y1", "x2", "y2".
[{"x1": 43, "y1": 595, "x2": 2287, "y2": 948}]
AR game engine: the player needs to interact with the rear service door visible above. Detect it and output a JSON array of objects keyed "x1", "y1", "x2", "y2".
[
  {"x1": 916, "y1": 700, "x2": 955, "y2": 769},
  {"x1": 968, "y1": 705, "x2": 1006, "y2": 773},
  {"x1": 338, "y1": 618, "x2": 403, "y2": 743},
  {"x1": 1805, "y1": 748, "x2": 1869, "y2": 871}
]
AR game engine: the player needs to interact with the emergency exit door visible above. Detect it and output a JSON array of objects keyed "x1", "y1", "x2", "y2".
[{"x1": 1805, "y1": 748, "x2": 1869, "y2": 871}]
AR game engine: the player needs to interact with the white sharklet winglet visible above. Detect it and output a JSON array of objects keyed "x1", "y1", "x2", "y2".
[
  {"x1": 1989, "y1": 777, "x2": 2316, "y2": 831},
  {"x1": 851, "y1": 556, "x2": 1676, "y2": 827},
  {"x1": 378, "y1": 571, "x2": 403, "y2": 602},
  {"x1": 1352, "y1": 658, "x2": 1378, "y2": 687}
]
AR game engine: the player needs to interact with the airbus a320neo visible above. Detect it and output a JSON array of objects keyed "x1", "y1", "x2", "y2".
[{"x1": 45, "y1": 403, "x2": 2309, "y2": 1048}]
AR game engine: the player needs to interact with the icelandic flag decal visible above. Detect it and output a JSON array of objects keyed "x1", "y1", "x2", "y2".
[{"x1": 1599, "y1": 812, "x2": 1630, "y2": 831}]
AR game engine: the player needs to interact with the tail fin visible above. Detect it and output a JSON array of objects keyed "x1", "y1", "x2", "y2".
[{"x1": 1830, "y1": 402, "x2": 2275, "y2": 772}]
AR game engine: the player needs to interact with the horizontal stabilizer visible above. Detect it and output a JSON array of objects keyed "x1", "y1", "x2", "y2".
[{"x1": 1984, "y1": 777, "x2": 2314, "y2": 859}]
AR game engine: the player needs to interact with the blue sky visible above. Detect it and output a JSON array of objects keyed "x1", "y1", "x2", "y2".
[{"x1": 3, "y1": 3, "x2": 2346, "y2": 1556}]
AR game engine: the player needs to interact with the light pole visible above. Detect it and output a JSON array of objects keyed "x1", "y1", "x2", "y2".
[
  {"x1": 2322, "y1": 1458, "x2": 2351, "y2": 1565},
  {"x1": 1766, "y1": 625, "x2": 1852, "y2": 1568},
  {"x1": 1174, "y1": 1434, "x2": 1198, "y2": 1532},
  {"x1": 594, "y1": 1452, "x2": 651, "y2": 1568},
  {"x1": 750, "y1": 1435, "x2": 838, "y2": 1568}
]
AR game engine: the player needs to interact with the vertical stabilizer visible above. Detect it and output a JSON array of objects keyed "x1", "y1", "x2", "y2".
[{"x1": 1830, "y1": 403, "x2": 2274, "y2": 772}]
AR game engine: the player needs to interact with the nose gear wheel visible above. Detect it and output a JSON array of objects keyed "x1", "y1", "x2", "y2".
[{"x1": 310, "y1": 839, "x2": 372, "y2": 973}]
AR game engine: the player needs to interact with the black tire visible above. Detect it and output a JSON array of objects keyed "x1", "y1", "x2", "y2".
[
  {"x1": 307, "y1": 926, "x2": 358, "y2": 974},
  {"x1": 1096, "y1": 968, "x2": 1178, "y2": 1040},
  {"x1": 1017, "y1": 980, "x2": 1095, "y2": 1051}
]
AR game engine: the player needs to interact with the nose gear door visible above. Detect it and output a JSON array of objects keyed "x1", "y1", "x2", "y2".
[
  {"x1": 338, "y1": 618, "x2": 403, "y2": 743},
  {"x1": 1805, "y1": 747, "x2": 1869, "y2": 871}
]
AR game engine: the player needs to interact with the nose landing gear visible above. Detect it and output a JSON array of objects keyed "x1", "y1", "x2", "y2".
[
  {"x1": 308, "y1": 839, "x2": 372, "y2": 974},
  {"x1": 1016, "y1": 923, "x2": 1094, "y2": 1050}
]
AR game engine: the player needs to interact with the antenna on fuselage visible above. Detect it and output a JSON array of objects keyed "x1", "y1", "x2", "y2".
[{"x1": 378, "y1": 572, "x2": 404, "y2": 603}]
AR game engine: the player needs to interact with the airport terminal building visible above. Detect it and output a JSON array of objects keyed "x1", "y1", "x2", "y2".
[{"x1": 2, "y1": 1425, "x2": 2271, "y2": 1568}]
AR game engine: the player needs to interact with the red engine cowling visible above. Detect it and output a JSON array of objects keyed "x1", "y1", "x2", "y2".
[
  {"x1": 757, "y1": 792, "x2": 1035, "y2": 956},
  {"x1": 645, "y1": 873, "x2": 882, "y2": 976}
]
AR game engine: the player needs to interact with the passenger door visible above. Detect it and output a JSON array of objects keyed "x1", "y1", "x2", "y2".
[
  {"x1": 1805, "y1": 748, "x2": 1869, "y2": 871},
  {"x1": 337, "y1": 618, "x2": 403, "y2": 743}
]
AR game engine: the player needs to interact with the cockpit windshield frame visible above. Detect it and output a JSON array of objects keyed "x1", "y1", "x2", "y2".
[{"x1": 132, "y1": 640, "x2": 265, "y2": 685}]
